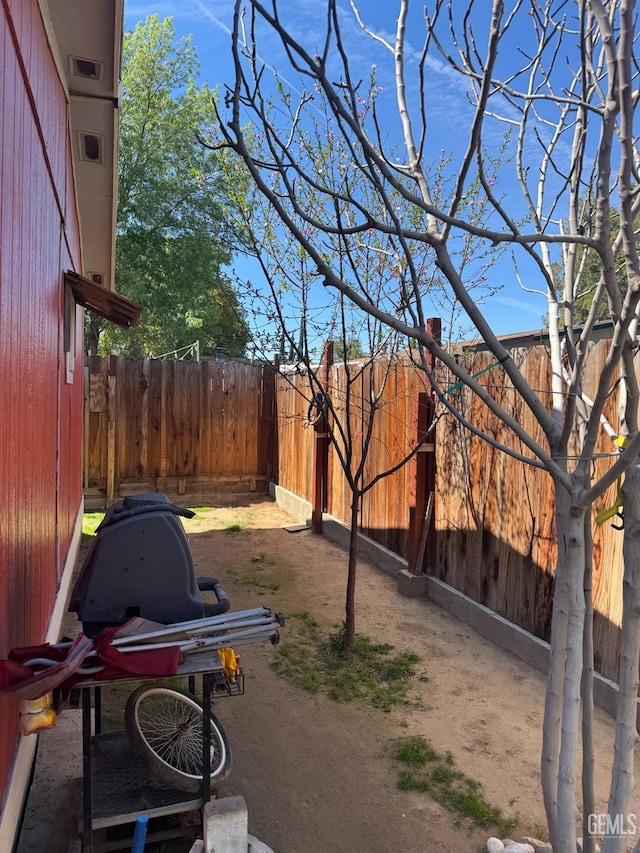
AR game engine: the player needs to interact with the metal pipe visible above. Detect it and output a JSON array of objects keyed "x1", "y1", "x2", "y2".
[
  {"x1": 74, "y1": 626, "x2": 281, "y2": 675},
  {"x1": 131, "y1": 814, "x2": 149, "y2": 853},
  {"x1": 52, "y1": 608, "x2": 273, "y2": 651},
  {"x1": 112, "y1": 622, "x2": 281, "y2": 655}
]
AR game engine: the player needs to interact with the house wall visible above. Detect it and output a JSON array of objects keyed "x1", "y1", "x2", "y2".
[{"x1": 0, "y1": 0, "x2": 84, "y2": 823}]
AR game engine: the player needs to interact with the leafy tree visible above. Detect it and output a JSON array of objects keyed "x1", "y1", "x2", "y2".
[
  {"x1": 87, "y1": 15, "x2": 250, "y2": 358},
  {"x1": 215, "y1": 1, "x2": 640, "y2": 851},
  {"x1": 332, "y1": 338, "x2": 366, "y2": 361},
  {"x1": 571, "y1": 206, "x2": 637, "y2": 323}
]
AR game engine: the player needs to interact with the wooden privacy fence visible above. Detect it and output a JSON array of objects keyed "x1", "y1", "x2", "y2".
[
  {"x1": 274, "y1": 338, "x2": 626, "y2": 683},
  {"x1": 276, "y1": 355, "x2": 434, "y2": 558},
  {"x1": 85, "y1": 339, "x2": 628, "y2": 683},
  {"x1": 84, "y1": 356, "x2": 275, "y2": 507}
]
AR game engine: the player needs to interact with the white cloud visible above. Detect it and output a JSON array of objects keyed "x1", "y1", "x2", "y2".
[{"x1": 492, "y1": 295, "x2": 545, "y2": 316}]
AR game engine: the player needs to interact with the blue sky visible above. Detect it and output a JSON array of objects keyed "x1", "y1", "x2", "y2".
[{"x1": 123, "y1": 0, "x2": 554, "y2": 344}]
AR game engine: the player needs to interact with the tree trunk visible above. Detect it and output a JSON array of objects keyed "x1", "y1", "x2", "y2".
[
  {"x1": 542, "y1": 483, "x2": 586, "y2": 853},
  {"x1": 603, "y1": 460, "x2": 640, "y2": 853},
  {"x1": 84, "y1": 313, "x2": 103, "y2": 355},
  {"x1": 582, "y1": 507, "x2": 596, "y2": 853},
  {"x1": 342, "y1": 493, "x2": 360, "y2": 654}
]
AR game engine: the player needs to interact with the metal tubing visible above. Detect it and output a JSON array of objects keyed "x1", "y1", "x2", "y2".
[
  {"x1": 118, "y1": 622, "x2": 280, "y2": 655},
  {"x1": 169, "y1": 607, "x2": 269, "y2": 629},
  {"x1": 78, "y1": 623, "x2": 280, "y2": 676},
  {"x1": 202, "y1": 674, "x2": 212, "y2": 804},
  {"x1": 82, "y1": 687, "x2": 93, "y2": 853},
  {"x1": 180, "y1": 623, "x2": 281, "y2": 650},
  {"x1": 77, "y1": 616, "x2": 281, "y2": 659},
  {"x1": 106, "y1": 614, "x2": 278, "y2": 646},
  {"x1": 52, "y1": 608, "x2": 272, "y2": 651}
]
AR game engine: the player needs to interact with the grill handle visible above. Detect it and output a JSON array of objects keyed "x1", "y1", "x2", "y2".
[
  {"x1": 197, "y1": 577, "x2": 231, "y2": 617},
  {"x1": 97, "y1": 500, "x2": 196, "y2": 531}
]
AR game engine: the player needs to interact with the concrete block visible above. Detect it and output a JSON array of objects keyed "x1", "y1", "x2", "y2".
[
  {"x1": 397, "y1": 569, "x2": 428, "y2": 598},
  {"x1": 271, "y1": 484, "x2": 408, "y2": 580},
  {"x1": 189, "y1": 841, "x2": 205, "y2": 853},
  {"x1": 203, "y1": 795, "x2": 248, "y2": 853},
  {"x1": 248, "y1": 834, "x2": 275, "y2": 852}
]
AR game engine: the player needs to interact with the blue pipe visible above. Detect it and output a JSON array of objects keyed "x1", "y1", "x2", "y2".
[{"x1": 131, "y1": 815, "x2": 149, "y2": 852}]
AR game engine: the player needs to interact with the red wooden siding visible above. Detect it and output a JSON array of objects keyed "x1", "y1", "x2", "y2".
[{"x1": 0, "y1": 0, "x2": 84, "y2": 801}]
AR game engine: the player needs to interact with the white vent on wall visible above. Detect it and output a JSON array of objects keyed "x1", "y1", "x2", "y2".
[
  {"x1": 77, "y1": 131, "x2": 104, "y2": 164},
  {"x1": 70, "y1": 56, "x2": 104, "y2": 81}
]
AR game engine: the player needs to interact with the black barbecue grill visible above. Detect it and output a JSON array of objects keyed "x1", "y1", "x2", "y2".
[{"x1": 70, "y1": 493, "x2": 229, "y2": 636}]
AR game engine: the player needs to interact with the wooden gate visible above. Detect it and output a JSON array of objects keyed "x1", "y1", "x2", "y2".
[{"x1": 83, "y1": 356, "x2": 276, "y2": 508}]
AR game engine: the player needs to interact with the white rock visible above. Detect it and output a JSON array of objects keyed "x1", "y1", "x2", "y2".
[
  {"x1": 487, "y1": 839, "x2": 505, "y2": 853},
  {"x1": 504, "y1": 844, "x2": 535, "y2": 853}
]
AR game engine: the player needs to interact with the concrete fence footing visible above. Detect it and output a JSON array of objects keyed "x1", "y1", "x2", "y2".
[{"x1": 269, "y1": 482, "x2": 637, "y2": 725}]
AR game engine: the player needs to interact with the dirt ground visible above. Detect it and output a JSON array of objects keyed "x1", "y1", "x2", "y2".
[
  {"x1": 177, "y1": 498, "x2": 631, "y2": 853},
  {"x1": 17, "y1": 496, "x2": 638, "y2": 853}
]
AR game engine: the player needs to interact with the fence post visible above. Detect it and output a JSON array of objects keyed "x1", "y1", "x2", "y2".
[
  {"x1": 407, "y1": 319, "x2": 440, "y2": 574},
  {"x1": 106, "y1": 355, "x2": 118, "y2": 504},
  {"x1": 83, "y1": 359, "x2": 90, "y2": 492},
  {"x1": 266, "y1": 356, "x2": 279, "y2": 482},
  {"x1": 407, "y1": 392, "x2": 430, "y2": 574},
  {"x1": 311, "y1": 341, "x2": 333, "y2": 534}
]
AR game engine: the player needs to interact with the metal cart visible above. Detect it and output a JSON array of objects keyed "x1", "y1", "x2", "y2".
[{"x1": 71, "y1": 651, "x2": 232, "y2": 853}]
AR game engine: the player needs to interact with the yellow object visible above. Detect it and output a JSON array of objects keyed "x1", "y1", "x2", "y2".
[
  {"x1": 217, "y1": 647, "x2": 240, "y2": 678},
  {"x1": 596, "y1": 477, "x2": 623, "y2": 526},
  {"x1": 595, "y1": 435, "x2": 632, "y2": 527},
  {"x1": 18, "y1": 692, "x2": 56, "y2": 735},
  {"x1": 20, "y1": 710, "x2": 56, "y2": 735}
]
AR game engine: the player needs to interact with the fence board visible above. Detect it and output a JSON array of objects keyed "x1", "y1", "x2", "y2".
[
  {"x1": 84, "y1": 357, "x2": 275, "y2": 506},
  {"x1": 273, "y1": 341, "x2": 629, "y2": 683},
  {"x1": 200, "y1": 361, "x2": 212, "y2": 475},
  {"x1": 86, "y1": 340, "x2": 630, "y2": 683},
  {"x1": 275, "y1": 372, "x2": 314, "y2": 501},
  {"x1": 147, "y1": 358, "x2": 163, "y2": 478}
]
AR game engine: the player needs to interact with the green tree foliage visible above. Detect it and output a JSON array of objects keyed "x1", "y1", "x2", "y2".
[
  {"x1": 89, "y1": 16, "x2": 250, "y2": 357},
  {"x1": 571, "y1": 206, "x2": 635, "y2": 323},
  {"x1": 332, "y1": 338, "x2": 366, "y2": 361}
]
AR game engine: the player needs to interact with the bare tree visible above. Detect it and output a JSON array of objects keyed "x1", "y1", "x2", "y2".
[
  {"x1": 209, "y1": 95, "x2": 501, "y2": 653},
  {"x1": 212, "y1": 1, "x2": 640, "y2": 850},
  {"x1": 216, "y1": 151, "x2": 470, "y2": 652}
]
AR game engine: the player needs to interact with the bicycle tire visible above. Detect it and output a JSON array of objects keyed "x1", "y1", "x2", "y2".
[{"x1": 124, "y1": 685, "x2": 232, "y2": 793}]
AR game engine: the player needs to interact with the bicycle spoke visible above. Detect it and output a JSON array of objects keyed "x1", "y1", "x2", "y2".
[{"x1": 132, "y1": 688, "x2": 227, "y2": 780}]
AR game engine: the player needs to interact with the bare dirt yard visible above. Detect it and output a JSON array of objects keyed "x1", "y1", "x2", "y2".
[
  {"x1": 178, "y1": 497, "x2": 629, "y2": 853},
  {"x1": 19, "y1": 496, "x2": 636, "y2": 853}
]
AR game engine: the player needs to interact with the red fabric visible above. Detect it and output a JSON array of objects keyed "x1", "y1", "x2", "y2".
[
  {"x1": 0, "y1": 635, "x2": 94, "y2": 700},
  {"x1": 0, "y1": 621, "x2": 180, "y2": 700},
  {"x1": 9, "y1": 643, "x2": 72, "y2": 664},
  {"x1": 0, "y1": 659, "x2": 33, "y2": 688},
  {"x1": 93, "y1": 622, "x2": 180, "y2": 680}
]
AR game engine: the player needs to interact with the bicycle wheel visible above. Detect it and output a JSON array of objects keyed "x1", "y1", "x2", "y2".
[{"x1": 124, "y1": 685, "x2": 232, "y2": 793}]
